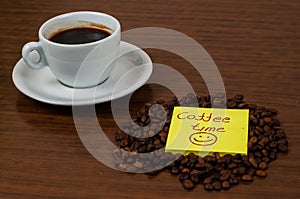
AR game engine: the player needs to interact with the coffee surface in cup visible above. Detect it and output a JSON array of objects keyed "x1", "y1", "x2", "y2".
[{"x1": 49, "y1": 27, "x2": 111, "y2": 44}]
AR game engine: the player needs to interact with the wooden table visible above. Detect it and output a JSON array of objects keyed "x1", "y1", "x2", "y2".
[{"x1": 1, "y1": 0, "x2": 299, "y2": 198}]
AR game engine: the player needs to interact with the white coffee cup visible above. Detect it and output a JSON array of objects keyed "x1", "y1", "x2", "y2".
[{"x1": 22, "y1": 11, "x2": 121, "y2": 88}]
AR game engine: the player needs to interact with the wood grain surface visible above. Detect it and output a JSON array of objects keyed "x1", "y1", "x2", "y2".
[{"x1": 1, "y1": 0, "x2": 299, "y2": 198}]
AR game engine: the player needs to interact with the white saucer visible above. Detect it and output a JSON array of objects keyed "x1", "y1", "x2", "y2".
[{"x1": 12, "y1": 41, "x2": 153, "y2": 106}]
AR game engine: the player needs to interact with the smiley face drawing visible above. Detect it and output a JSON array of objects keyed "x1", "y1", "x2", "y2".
[{"x1": 189, "y1": 132, "x2": 217, "y2": 146}]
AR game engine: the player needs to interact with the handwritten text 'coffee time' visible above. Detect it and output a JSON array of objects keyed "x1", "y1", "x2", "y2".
[{"x1": 176, "y1": 112, "x2": 231, "y2": 132}]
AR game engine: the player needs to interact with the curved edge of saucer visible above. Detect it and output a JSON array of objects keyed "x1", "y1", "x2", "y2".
[
  {"x1": 12, "y1": 59, "x2": 62, "y2": 105},
  {"x1": 12, "y1": 41, "x2": 153, "y2": 106}
]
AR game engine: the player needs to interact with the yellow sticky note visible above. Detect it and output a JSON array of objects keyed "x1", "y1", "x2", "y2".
[{"x1": 165, "y1": 107, "x2": 249, "y2": 156}]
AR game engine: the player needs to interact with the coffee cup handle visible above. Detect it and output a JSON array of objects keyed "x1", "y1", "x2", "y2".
[{"x1": 22, "y1": 42, "x2": 48, "y2": 70}]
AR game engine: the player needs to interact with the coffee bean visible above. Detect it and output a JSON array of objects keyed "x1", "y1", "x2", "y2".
[
  {"x1": 261, "y1": 111, "x2": 272, "y2": 117},
  {"x1": 190, "y1": 170, "x2": 201, "y2": 176},
  {"x1": 115, "y1": 130, "x2": 128, "y2": 141},
  {"x1": 174, "y1": 155, "x2": 184, "y2": 164},
  {"x1": 259, "y1": 119, "x2": 265, "y2": 128},
  {"x1": 250, "y1": 136, "x2": 258, "y2": 144},
  {"x1": 222, "y1": 181, "x2": 231, "y2": 189},
  {"x1": 269, "y1": 151, "x2": 277, "y2": 160},
  {"x1": 227, "y1": 100, "x2": 237, "y2": 108},
  {"x1": 126, "y1": 165, "x2": 138, "y2": 173},
  {"x1": 126, "y1": 157, "x2": 135, "y2": 163},
  {"x1": 255, "y1": 126, "x2": 264, "y2": 133},
  {"x1": 232, "y1": 168, "x2": 239, "y2": 175},
  {"x1": 160, "y1": 136, "x2": 166, "y2": 144},
  {"x1": 269, "y1": 142, "x2": 278, "y2": 148},
  {"x1": 263, "y1": 125, "x2": 271, "y2": 134},
  {"x1": 138, "y1": 145, "x2": 147, "y2": 153},
  {"x1": 212, "y1": 181, "x2": 222, "y2": 190},
  {"x1": 181, "y1": 168, "x2": 190, "y2": 173},
  {"x1": 228, "y1": 162, "x2": 238, "y2": 169},
  {"x1": 263, "y1": 117, "x2": 272, "y2": 124},
  {"x1": 248, "y1": 169, "x2": 256, "y2": 176},
  {"x1": 203, "y1": 177, "x2": 212, "y2": 184},
  {"x1": 187, "y1": 163, "x2": 195, "y2": 171},
  {"x1": 133, "y1": 161, "x2": 143, "y2": 168},
  {"x1": 229, "y1": 176, "x2": 239, "y2": 185},
  {"x1": 234, "y1": 94, "x2": 244, "y2": 100},
  {"x1": 205, "y1": 155, "x2": 217, "y2": 164},
  {"x1": 220, "y1": 173, "x2": 230, "y2": 181},
  {"x1": 262, "y1": 149, "x2": 269, "y2": 157},
  {"x1": 254, "y1": 151, "x2": 262, "y2": 158},
  {"x1": 278, "y1": 144, "x2": 288, "y2": 152},
  {"x1": 212, "y1": 96, "x2": 225, "y2": 107},
  {"x1": 153, "y1": 139, "x2": 161, "y2": 146},
  {"x1": 250, "y1": 114, "x2": 258, "y2": 124},
  {"x1": 194, "y1": 162, "x2": 206, "y2": 170},
  {"x1": 204, "y1": 183, "x2": 214, "y2": 191},
  {"x1": 241, "y1": 174, "x2": 253, "y2": 182},
  {"x1": 118, "y1": 163, "x2": 127, "y2": 170},
  {"x1": 211, "y1": 173, "x2": 221, "y2": 180},
  {"x1": 249, "y1": 157, "x2": 258, "y2": 169},
  {"x1": 213, "y1": 152, "x2": 220, "y2": 160},
  {"x1": 262, "y1": 157, "x2": 271, "y2": 163},
  {"x1": 218, "y1": 158, "x2": 227, "y2": 165},
  {"x1": 178, "y1": 164, "x2": 185, "y2": 170},
  {"x1": 170, "y1": 166, "x2": 180, "y2": 175},
  {"x1": 182, "y1": 179, "x2": 195, "y2": 190},
  {"x1": 220, "y1": 169, "x2": 231, "y2": 176},
  {"x1": 190, "y1": 175, "x2": 200, "y2": 184},
  {"x1": 278, "y1": 139, "x2": 288, "y2": 145},
  {"x1": 199, "y1": 170, "x2": 211, "y2": 179},
  {"x1": 261, "y1": 137, "x2": 270, "y2": 145},
  {"x1": 233, "y1": 154, "x2": 243, "y2": 162},
  {"x1": 179, "y1": 173, "x2": 190, "y2": 182},
  {"x1": 238, "y1": 167, "x2": 246, "y2": 175},
  {"x1": 259, "y1": 162, "x2": 268, "y2": 170},
  {"x1": 256, "y1": 170, "x2": 267, "y2": 178},
  {"x1": 119, "y1": 139, "x2": 128, "y2": 147},
  {"x1": 181, "y1": 157, "x2": 189, "y2": 165}
]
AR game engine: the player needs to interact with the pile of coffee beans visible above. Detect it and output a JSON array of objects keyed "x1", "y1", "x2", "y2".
[{"x1": 113, "y1": 94, "x2": 288, "y2": 191}]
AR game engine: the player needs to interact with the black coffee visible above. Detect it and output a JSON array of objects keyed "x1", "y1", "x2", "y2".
[{"x1": 49, "y1": 27, "x2": 111, "y2": 44}]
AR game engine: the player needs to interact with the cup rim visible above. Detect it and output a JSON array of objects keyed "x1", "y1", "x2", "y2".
[{"x1": 38, "y1": 11, "x2": 121, "y2": 47}]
